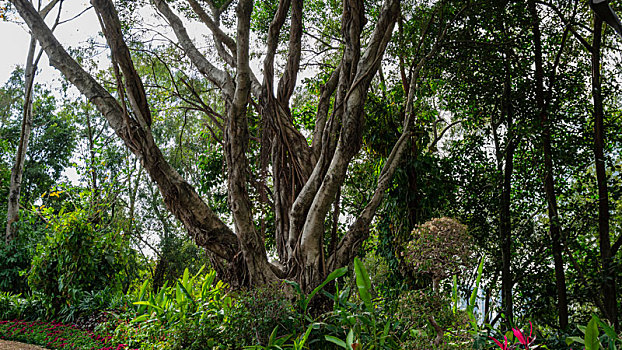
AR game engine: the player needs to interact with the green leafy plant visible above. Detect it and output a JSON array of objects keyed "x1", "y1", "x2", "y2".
[
  {"x1": 323, "y1": 257, "x2": 399, "y2": 349},
  {"x1": 467, "y1": 256, "x2": 485, "y2": 333},
  {"x1": 28, "y1": 194, "x2": 134, "y2": 315},
  {"x1": 285, "y1": 266, "x2": 348, "y2": 320},
  {"x1": 566, "y1": 315, "x2": 622, "y2": 350}
]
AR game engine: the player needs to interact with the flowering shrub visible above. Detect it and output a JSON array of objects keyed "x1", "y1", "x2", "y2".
[{"x1": 0, "y1": 319, "x2": 137, "y2": 350}]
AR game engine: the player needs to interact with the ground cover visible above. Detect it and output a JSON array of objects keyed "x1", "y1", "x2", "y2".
[{"x1": 0, "y1": 320, "x2": 135, "y2": 350}]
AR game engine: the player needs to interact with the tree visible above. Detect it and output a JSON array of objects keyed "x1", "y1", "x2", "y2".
[
  {"x1": 528, "y1": 0, "x2": 569, "y2": 329},
  {"x1": 5, "y1": 0, "x2": 62, "y2": 243},
  {"x1": 0, "y1": 68, "x2": 76, "y2": 210},
  {"x1": 8, "y1": 0, "x2": 466, "y2": 289}
]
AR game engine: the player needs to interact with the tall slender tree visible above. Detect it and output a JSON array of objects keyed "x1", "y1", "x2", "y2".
[
  {"x1": 528, "y1": 0, "x2": 569, "y2": 330},
  {"x1": 5, "y1": 0, "x2": 61, "y2": 243}
]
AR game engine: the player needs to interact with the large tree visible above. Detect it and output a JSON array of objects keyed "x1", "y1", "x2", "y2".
[{"x1": 8, "y1": 0, "x2": 464, "y2": 288}]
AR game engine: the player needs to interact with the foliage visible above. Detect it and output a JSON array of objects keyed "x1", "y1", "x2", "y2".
[
  {"x1": 566, "y1": 315, "x2": 622, "y2": 350},
  {"x1": 222, "y1": 283, "x2": 301, "y2": 348},
  {"x1": 104, "y1": 267, "x2": 230, "y2": 349},
  {"x1": 0, "y1": 68, "x2": 76, "y2": 203},
  {"x1": 321, "y1": 257, "x2": 401, "y2": 349},
  {"x1": 402, "y1": 217, "x2": 474, "y2": 284},
  {"x1": 0, "y1": 291, "x2": 53, "y2": 321},
  {"x1": 0, "y1": 227, "x2": 38, "y2": 294},
  {"x1": 392, "y1": 289, "x2": 471, "y2": 349},
  {"x1": 28, "y1": 189, "x2": 136, "y2": 315},
  {"x1": 4, "y1": 0, "x2": 622, "y2": 348}
]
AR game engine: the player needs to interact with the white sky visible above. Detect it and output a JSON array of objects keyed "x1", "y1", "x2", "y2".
[{"x1": 0, "y1": 0, "x2": 99, "y2": 87}]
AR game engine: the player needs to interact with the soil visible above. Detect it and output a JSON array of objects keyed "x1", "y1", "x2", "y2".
[{"x1": 0, "y1": 340, "x2": 48, "y2": 350}]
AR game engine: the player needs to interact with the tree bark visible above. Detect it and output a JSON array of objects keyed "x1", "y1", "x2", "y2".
[
  {"x1": 529, "y1": 0, "x2": 568, "y2": 329},
  {"x1": 591, "y1": 17, "x2": 619, "y2": 331},
  {"x1": 224, "y1": 0, "x2": 278, "y2": 286}
]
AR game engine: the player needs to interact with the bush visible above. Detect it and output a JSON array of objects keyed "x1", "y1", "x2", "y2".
[
  {"x1": 0, "y1": 211, "x2": 46, "y2": 294},
  {"x1": 0, "y1": 291, "x2": 54, "y2": 321},
  {"x1": 28, "y1": 203, "x2": 134, "y2": 314},
  {"x1": 220, "y1": 282, "x2": 301, "y2": 348},
  {"x1": 402, "y1": 217, "x2": 473, "y2": 287},
  {"x1": 394, "y1": 289, "x2": 471, "y2": 349},
  {"x1": 0, "y1": 238, "x2": 32, "y2": 294}
]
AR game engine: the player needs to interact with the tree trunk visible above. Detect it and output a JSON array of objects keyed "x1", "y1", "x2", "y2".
[
  {"x1": 5, "y1": 0, "x2": 61, "y2": 243},
  {"x1": 86, "y1": 110, "x2": 100, "y2": 201},
  {"x1": 529, "y1": 0, "x2": 568, "y2": 329},
  {"x1": 5, "y1": 37, "x2": 36, "y2": 243},
  {"x1": 591, "y1": 17, "x2": 619, "y2": 331},
  {"x1": 499, "y1": 49, "x2": 515, "y2": 327}
]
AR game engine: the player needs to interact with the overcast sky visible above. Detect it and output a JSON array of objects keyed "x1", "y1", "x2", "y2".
[{"x1": 0, "y1": 0, "x2": 99, "y2": 86}]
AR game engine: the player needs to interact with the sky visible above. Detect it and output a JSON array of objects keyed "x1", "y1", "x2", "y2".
[{"x1": 0, "y1": 0, "x2": 99, "y2": 87}]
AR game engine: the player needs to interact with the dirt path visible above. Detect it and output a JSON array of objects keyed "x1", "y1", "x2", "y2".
[{"x1": 0, "y1": 340, "x2": 48, "y2": 350}]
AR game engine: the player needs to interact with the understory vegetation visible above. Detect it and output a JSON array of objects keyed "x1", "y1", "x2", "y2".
[{"x1": 2, "y1": 0, "x2": 622, "y2": 348}]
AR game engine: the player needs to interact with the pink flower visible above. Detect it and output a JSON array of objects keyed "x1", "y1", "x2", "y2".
[
  {"x1": 512, "y1": 321, "x2": 535, "y2": 349},
  {"x1": 490, "y1": 335, "x2": 510, "y2": 350}
]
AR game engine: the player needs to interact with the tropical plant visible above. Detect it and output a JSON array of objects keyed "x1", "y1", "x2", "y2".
[{"x1": 567, "y1": 315, "x2": 622, "y2": 350}]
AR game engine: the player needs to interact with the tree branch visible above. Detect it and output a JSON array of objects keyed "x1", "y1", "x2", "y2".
[
  {"x1": 152, "y1": 0, "x2": 234, "y2": 97},
  {"x1": 10, "y1": 0, "x2": 240, "y2": 261}
]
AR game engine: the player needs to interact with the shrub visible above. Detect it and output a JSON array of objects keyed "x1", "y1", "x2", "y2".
[
  {"x1": 394, "y1": 289, "x2": 471, "y2": 349},
  {"x1": 28, "y1": 204, "x2": 133, "y2": 313},
  {"x1": 402, "y1": 217, "x2": 473, "y2": 287},
  {"x1": 0, "y1": 291, "x2": 54, "y2": 321},
  {"x1": 220, "y1": 282, "x2": 301, "y2": 348},
  {"x1": 0, "y1": 211, "x2": 46, "y2": 294}
]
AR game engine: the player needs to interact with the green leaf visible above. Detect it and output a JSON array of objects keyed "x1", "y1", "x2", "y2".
[
  {"x1": 133, "y1": 301, "x2": 163, "y2": 311},
  {"x1": 593, "y1": 314, "x2": 617, "y2": 341},
  {"x1": 303, "y1": 266, "x2": 347, "y2": 312},
  {"x1": 177, "y1": 281, "x2": 197, "y2": 308},
  {"x1": 298, "y1": 324, "x2": 314, "y2": 346},
  {"x1": 585, "y1": 316, "x2": 600, "y2": 350},
  {"x1": 325, "y1": 335, "x2": 347, "y2": 348},
  {"x1": 354, "y1": 257, "x2": 373, "y2": 311},
  {"x1": 130, "y1": 314, "x2": 150, "y2": 323},
  {"x1": 469, "y1": 256, "x2": 484, "y2": 307},
  {"x1": 192, "y1": 265, "x2": 206, "y2": 281},
  {"x1": 566, "y1": 336, "x2": 585, "y2": 346},
  {"x1": 346, "y1": 329, "x2": 354, "y2": 350},
  {"x1": 176, "y1": 283, "x2": 183, "y2": 306},
  {"x1": 267, "y1": 326, "x2": 278, "y2": 346},
  {"x1": 182, "y1": 267, "x2": 190, "y2": 289},
  {"x1": 467, "y1": 256, "x2": 484, "y2": 332}
]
